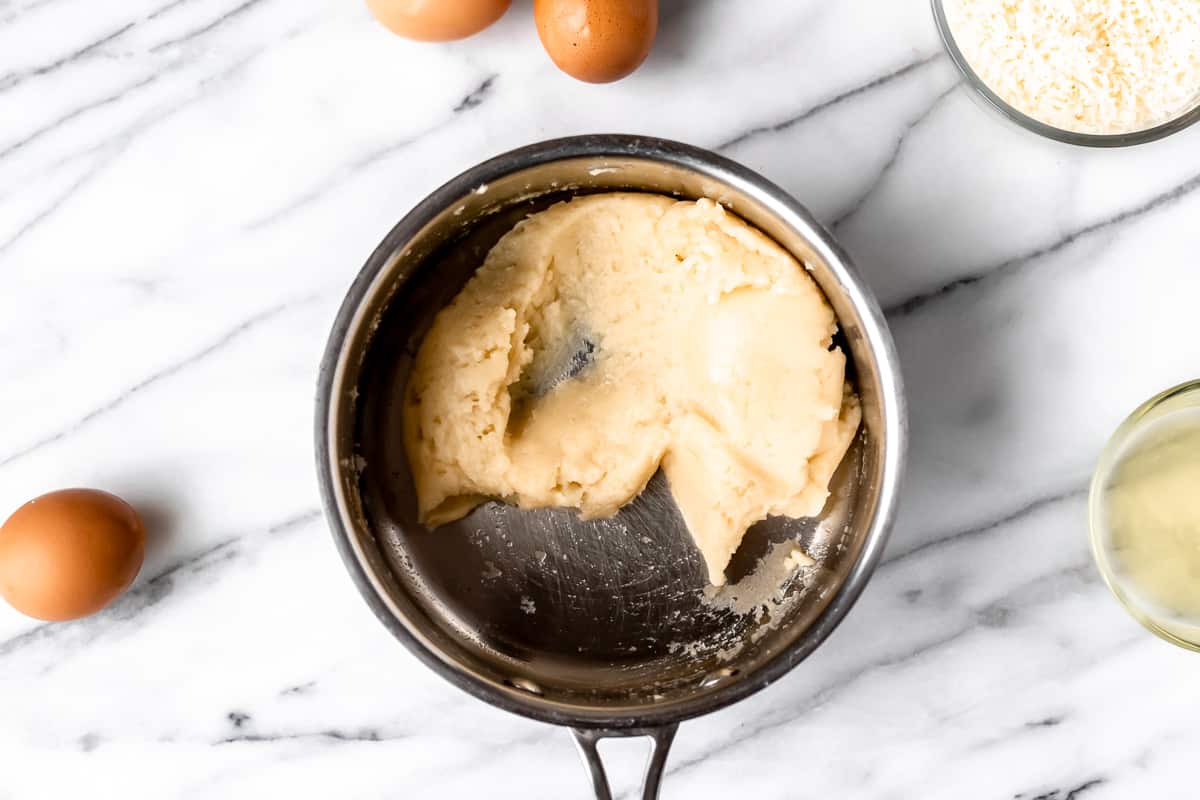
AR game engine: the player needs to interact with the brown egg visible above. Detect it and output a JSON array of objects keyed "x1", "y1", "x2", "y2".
[
  {"x1": 0, "y1": 489, "x2": 145, "y2": 622},
  {"x1": 366, "y1": 0, "x2": 511, "y2": 42},
  {"x1": 534, "y1": 0, "x2": 658, "y2": 83}
]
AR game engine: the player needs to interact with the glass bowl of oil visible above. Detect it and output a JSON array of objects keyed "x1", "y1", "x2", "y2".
[{"x1": 1090, "y1": 380, "x2": 1200, "y2": 651}]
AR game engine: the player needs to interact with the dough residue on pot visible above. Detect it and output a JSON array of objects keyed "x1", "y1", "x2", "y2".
[{"x1": 404, "y1": 193, "x2": 860, "y2": 585}]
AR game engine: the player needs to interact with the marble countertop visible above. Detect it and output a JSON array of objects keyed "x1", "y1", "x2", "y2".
[{"x1": 3, "y1": 0, "x2": 1200, "y2": 797}]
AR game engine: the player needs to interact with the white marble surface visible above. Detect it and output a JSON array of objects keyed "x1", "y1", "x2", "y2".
[{"x1": 3, "y1": 0, "x2": 1200, "y2": 797}]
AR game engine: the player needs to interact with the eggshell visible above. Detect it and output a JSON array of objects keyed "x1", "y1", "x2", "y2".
[
  {"x1": 0, "y1": 489, "x2": 145, "y2": 622},
  {"x1": 534, "y1": 0, "x2": 658, "y2": 83},
  {"x1": 366, "y1": 0, "x2": 511, "y2": 42}
]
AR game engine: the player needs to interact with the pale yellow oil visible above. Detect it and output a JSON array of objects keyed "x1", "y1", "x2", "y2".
[{"x1": 1100, "y1": 407, "x2": 1200, "y2": 641}]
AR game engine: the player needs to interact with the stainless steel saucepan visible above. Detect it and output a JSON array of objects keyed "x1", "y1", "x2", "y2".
[{"x1": 316, "y1": 135, "x2": 906, "y2": 799}]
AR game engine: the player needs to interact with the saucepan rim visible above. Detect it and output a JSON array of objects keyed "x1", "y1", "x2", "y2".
[{"x1": 314, "y1": 134, "x2": 907, "y2": 729}]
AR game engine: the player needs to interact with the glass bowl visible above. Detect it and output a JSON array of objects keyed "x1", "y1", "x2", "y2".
[
  {"x1": 1089, "y1": 380, "x2": 1200, "y2": 651},
  {"x1": 932, "y1": 0, "x2": 1200, "y2": 147}
]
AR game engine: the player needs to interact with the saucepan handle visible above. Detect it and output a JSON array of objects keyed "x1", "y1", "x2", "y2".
[{"x1": 571, "y1": 724, "x2": 679, "y2": 800}]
